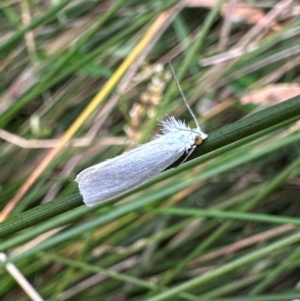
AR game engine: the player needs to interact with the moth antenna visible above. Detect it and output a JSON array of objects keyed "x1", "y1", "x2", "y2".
[{"x1": 168, "y1": 62, "x2": 201, "y2": 132}]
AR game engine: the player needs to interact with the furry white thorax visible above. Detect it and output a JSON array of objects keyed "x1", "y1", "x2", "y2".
[
  {"x1": 160, "y1": 116, "x2": 207, "y2": 139},
  {"x1": 156, "y1": 116, "x2": 206, "y2": 154},
  {"x1": 160, "y1": 116, "x2": 192, "y2": 134}
]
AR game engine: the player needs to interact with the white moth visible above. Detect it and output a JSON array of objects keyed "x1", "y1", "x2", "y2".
[{"x1": 76, "y1": 67, "x2": 208, "y2": 206}]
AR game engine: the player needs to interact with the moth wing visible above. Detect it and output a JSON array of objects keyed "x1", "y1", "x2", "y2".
[{"x1": 76, "y1": 138, "x2": 185, "y2": 206}]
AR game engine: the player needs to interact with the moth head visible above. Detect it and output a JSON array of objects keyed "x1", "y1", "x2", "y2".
[{"x1": 194, "y1": 135, "x2": 203, "y2": 146}]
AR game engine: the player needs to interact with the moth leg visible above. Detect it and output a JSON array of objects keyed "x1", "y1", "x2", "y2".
[{"x1": 178, "y1": 145, "x2": 196, "y2": 166}]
